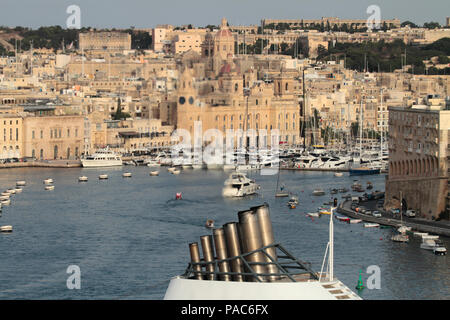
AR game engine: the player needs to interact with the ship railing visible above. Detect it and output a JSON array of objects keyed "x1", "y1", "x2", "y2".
[{"x1": 182, "y1": 243, "x2": 319, "y2": 283}]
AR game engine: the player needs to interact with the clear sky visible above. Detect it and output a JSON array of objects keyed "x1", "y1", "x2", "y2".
[{"x1": 0, "y1": 0, "x2": 448, "y2": 29}]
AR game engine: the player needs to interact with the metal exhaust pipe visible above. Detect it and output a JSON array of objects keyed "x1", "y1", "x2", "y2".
[
  {"x1": 189, "y1": 242, "x2": 203, "y2": 280},
  {"x1": 223, "y1": 222, "x2": 244, "y2": 282},
  {"x1": 252, "y1": 203, "x2": 278, "y2": 281},
  {"x1": 238, "y1": 209, "x2": 267, "y2": 282},
  {"x1": 212, "y1": 228, "x2": 231, "y2": 281},
  {"x1": 200, "y1": 235, "x2": 215, "y2": 280}
]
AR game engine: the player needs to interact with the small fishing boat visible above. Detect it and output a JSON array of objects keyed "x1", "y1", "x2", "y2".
[
  {"x1": 14, "y1": 188, "x2": 22, "y2": 193},
  {"x1": 366, "y1": 182, "x2": 373, "y2": 190},
  {"x1": 348, "y1": 219, "x2": 362, "y2": 224},
  {"x1": 99, "y1": 174, "x2": 108, "y2": 179},
  {"x1": 78, "y1": 176, "x2": 88, "y2": 182},
  {"x1": 391, "y1": 234, "x2": 409, "y2": 242},
  {"x1": 16, "y1": 181, "x2": 26, "y2": 186},
  {"x1": 6, "y1": 189, "x2": 16, "y2": 194},
  {"x1": 334, "y1": 172, "x2": 343, "y2": 177},
  {"x1": 205, "y1": 219, "x2": 214, "y2": 229},
  {"x1": 44, "y1": 185, "x2": 55, "y2": 191},
  {"x1": 287, "y1": 196, "x2": 299, "y2": 206},
  {"x1": 319, "y1": 210, "x2": 331, "y2": 215},
  {"x1": 43, "y1": 178, "x2": 53, "y2": 185},
  {"x1": 335, "y1": 215, "x2": 350, "y2": 222},
  {"x1": 122, "y1": 172, "x2": 132, "y2": 178},
  {"x1": 167, "y1": 167, "x2": 177, "y2": 173},
  {"x1": 312, "y1": 189, "x2": 325, "y2": 196},
  {"x1": 1, "y1": 199, "x2": 11, "y2": 205},
  {"x1": 0, "y1": 195, "x2": 10, "y2": 201},
  {"x1": 1, "y1": 192, "x2": 11, "y2": 197},
  {"x1": 330, "y1": 189, "x2": 338, "y2": 194},
  {"x1": 338, "y1": 188, "x2": 349, "y2": 193},
  {"x1": 349, "y1": 167, "x2": 380, "y2": 176},
  {"x1": 275, "y1": 192, "x2": 289, "y2": 197},
  {"x1": 172, "y1": 169, "x2": 181, "y2": 175},
  {"x1": 0, "y1": 225, "x2": 12, "y2": 233},
  {"x1": 364, "y1": 223, "x2": 380, "y2": 228},
  {"x1": 307, "y1": 212, "x2": 320, "y2": 218},
  {"x1": 149, "y1": 171, "x2": 159, "y2": 176}
]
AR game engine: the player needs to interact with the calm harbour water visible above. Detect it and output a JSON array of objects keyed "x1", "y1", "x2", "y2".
[{"x1": 0, "y1": 166, "x2": 448, "y2": 300}]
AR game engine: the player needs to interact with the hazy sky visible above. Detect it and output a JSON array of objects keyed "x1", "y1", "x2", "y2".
[{"x1": 0, "y1": 0, "x2": 448, "y2": 29}]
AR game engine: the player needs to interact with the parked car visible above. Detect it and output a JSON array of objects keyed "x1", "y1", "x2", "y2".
[
  {"x1": 390, "y1": 208, "x2": 400, "y2": 215},
  {"x1": 404, "y1": 210, "x2": 416, "y2": 218},
  {"x1": 365, "y1": 210, "x2": 372, "y2": 216},
  {"x1": 372, "y1": 211, "x2": 382, "y2": 218}
]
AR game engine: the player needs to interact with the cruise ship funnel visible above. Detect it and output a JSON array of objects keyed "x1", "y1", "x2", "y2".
[
  {"x1": 252, "y1": 203, "x2": 278, "y2": 281},
  {"x1": 212, "y1": 228, "x2": 231, "y2": 281},
  {"x1": 238, "y1": 209, "x2": 267, "y2": 282},
  {"x1": 223, "y1": 222, "x2": 244, "y2": 282},
  {"x1": 188, "y1": 242, "x2": 203, "y2": 280},
  {"x1": 200, "y1": 235, "x2": 215, "y2": 280}
]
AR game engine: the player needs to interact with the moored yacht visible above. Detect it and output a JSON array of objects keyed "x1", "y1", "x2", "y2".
[{"x1": 81, "y1": 148, "x2": 122, "y2": 167}]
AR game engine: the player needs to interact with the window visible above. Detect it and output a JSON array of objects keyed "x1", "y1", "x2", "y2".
[
  {"x1": 40, "y1": 130, "x2": 43, "y2": 139},
  {"x1": 32, "y1": 130, "x2": 35, "y2": 139}
]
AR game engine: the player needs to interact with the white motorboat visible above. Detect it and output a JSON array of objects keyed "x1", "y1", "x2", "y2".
[
  {"x1": 420, "y1": 239, "x2": 446, "y2": 255},
  {"x1": 146, "y1": 161, "x2": 161, "y2": 167},
  {"x1": 164, "y1": 204, "x2": 361, "y2": 300},
  {"x1": 81, "y1": 147, "x2": 122, "y2": 167},
  {"x1": 98, "y1": 174, "x2": 108, "y2": 180},
  {"x1": 172, "y1": 169, "x2": 181, "y2": 175},
  {"x1": 167, "y1": 167, "x2": 177, "y2": 173},
  {"x1": 434, "y1": 247, "x2": 447, "y2": 256},
  {"x1": 16, "y1": 181, "x2": 26, "y2": 186},
  {"x1": 334, "y1": 172, "x2": 343, "y2": 177},
  {"x1": 312, "y1": 189, "x2": 326, "y2": 196},
  {"x1": 222, "y1": 172, "x2": 259, "y2": 197},
  {"x1": 223, "y1": 164, "x2": 236, "y2": 171},
  {"x1": 349, "y1": 219, "x2": 362, "y2": 224},
  {"x1": 1, "y1": 192, "x2": 10, "y2": 197},
  {"x1": 6, "y1": 189, "x2": 16, "y2": 194},
  {"x1": 14, "y1": 188, "x2": 22, "y2": 193},
  {"x1": 0, "y1": 195, "x2": 10, "y2": 201},
  {"x1": 364, "y1": 223, "x2": 380, "y2": 228},
  {"x1": 149, "y1": 171, "x2": 159, "y2": 176},
  {"x1": 0, "y1": 225, "x2": 12, "y2": 233},
  {"x1": 43, "y1": 178, "x2": 53, "y2": 185},
  {"x1": 44, "y1": 185, "x2": 55, "y2": 191},
  {"x1": 78, "y1": 176, "x2": 88, "y2": 182},
  {"x1": 413, "y1": 232, "x2": 428, "y2": 237},
  {"x1": 421, "y1": 235, "x2": 439, "y2": 240},
  {"x1": 122, "y1": 172, "x2": 132, "y2": 178},
  {"x1": 1, "y1": 199, "x2": 11, "y2": 205}
]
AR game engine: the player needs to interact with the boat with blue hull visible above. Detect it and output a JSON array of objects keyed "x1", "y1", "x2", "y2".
[{"x1": 349, "y1": 167, "x2": 380, "y2": 176}]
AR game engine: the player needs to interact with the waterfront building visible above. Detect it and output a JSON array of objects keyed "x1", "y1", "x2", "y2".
[
  {"x1": 0, "y1": 114, "x2": 23, "y2": 159},
  {"x1": 22, "y1": 115, "x2": 84, "y2": 160},
  {"x1": 385, "y1": 99, "x2": 450, "y2": 220},
  {"x1": 79, "y1": 31, "x2": 131, "y2": 51}
]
